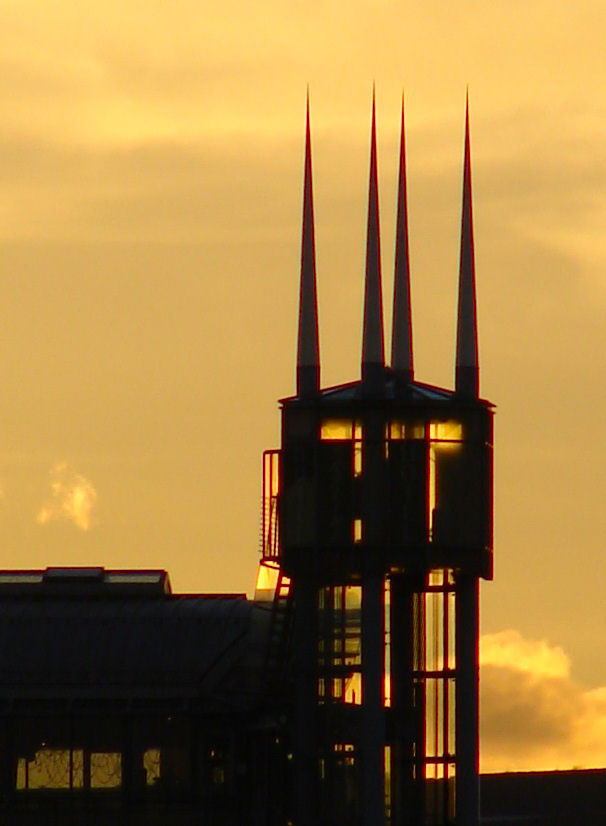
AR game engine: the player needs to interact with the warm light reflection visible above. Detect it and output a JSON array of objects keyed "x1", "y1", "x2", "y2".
[
  {"x1": 429, "y1": 423, "x2": 462, "y2": 541},
  {"x1": 320, "y1": 419, "x2": 362, "y2": 441},
  {"x1": 254, "y1": 561, "x2": 284, "y2": 602},
  {"x1": 429, "y1": 421, "x2": 463, "y2": 441},
  {"x1": 143, "y1": 748, "x2": 161, "y2": 786},
  {"x1": 16, "y1": 749, "x2": 85, "y2": 790},
  {"x1": 90, "y1": 752, "x2": 121, "y2": 789},
  {"x1": 389, "y1": 421, "x2": 424, "y2": 440},
  {"x1": 344, "y1": 672, "x2": 361, "y2": 704}
]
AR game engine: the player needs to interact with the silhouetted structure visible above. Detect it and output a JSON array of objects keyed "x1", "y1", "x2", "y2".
[
  {"x1": 258, "y1": 91, "x2": 493, "y2": 826},
  {"x1": 0, "y1": 94, "x2": 602, "y2": 826},
  {"x1": 480, "y1": 769, "x2": 606, "y2": 825},
  {"x1": 0, "y1": 567, "x2": 270, "y2": 824}
]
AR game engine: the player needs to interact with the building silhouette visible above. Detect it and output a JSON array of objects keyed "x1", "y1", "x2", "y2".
[
  {"x1": 0, "y1": 94, "x2": 604, "y2": 826},
  {"x1": 267, "y1": 90, "x2": 492, "y2": 826}
]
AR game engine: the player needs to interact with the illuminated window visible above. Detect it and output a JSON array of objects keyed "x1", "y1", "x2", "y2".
[
  {"x1": 16, "y1": 759, "x2": 25, "y2": 790},
  {"x1": 143, "y1": 748, "x2": 161, "y2": 786},
  {"x1": 353, "y1": 519, "x2": 363, "y2": 543},
  {"x1": 344, "y1": 672, "x2": 361, "y2": 705},
  {"x1": 254, "y1": 561, "x2": 280, "y2": 600},
  {"x1": 411, "y1": 568, "x2": 457, "y2": 816},
  {"x1": 318, "y1": 585, "x2": 362, "y2": 706},
  {"x1": 321, "y1": 420, "x2": 359, "y2": 440},
  {"x1": 384, "y1": 745, "x2": 392, "y2": 820},
  {"x1": 429, "y1": 421, "x2": 463, "y2": 441},
  {"x1": 429, "y1": 422, "x2": 463, "y2": 541},
  {"x1": 389, "y1": 421, "x2": 425, "y2": 440},
  {"x1": 321, "y1": 419, "x2": 363, "y2": 476},
  {"x1": 16, "y1": 749, "x2": 84, "y2": 790},
  {"x1": 90, "y1": 752, "x2": 121, "y2": 789},
  {"x1": 333, "y1": 743, "x2": 355, "y2": 766}
]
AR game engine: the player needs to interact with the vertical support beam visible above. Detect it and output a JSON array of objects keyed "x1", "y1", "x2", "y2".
[
  {"x1": 390, "y1": 576, "x2": 415, "y2": 826},
  {"x1": 455, "y1": 575, "x2": 480, "y2": 826},
  {"x1": 361, "y1": 412, "x2": 386, "y2": 826},
  {"x1": 293, "y1": 577, "x2": 319, "y2": 826},
  {"x1": 362, "y1": 573, "x2": 385, "y2": 826}
]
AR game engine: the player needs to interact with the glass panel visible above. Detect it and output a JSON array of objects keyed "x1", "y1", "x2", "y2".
[
  {"x1": 447, "y1": 592, "x2": 456, "y2": 669},
  {"x1": 425, "y1": 679, "x2": 436, "y2": 757},
  {"x1": 16, "y1": 758, "x2": 26, "y2": 790},
  {"x1": 447, "y1": 763, "x2": 456, "y2": 821},
  {"x1": 345, "y1": 586, "x2": 362, "y2": 611},
  {"x1": 282, "y1": 444, "x2": 315, "y2": 547},
  {"x1": 354, "y1": 442, "x2": 363, "y2": 476},
  {"x1": 72, "y1": 750, "x2": 84, "y2": 788},
  {"x1": 429, "y1": 444, "x2": 437, "y2": 540},
  {"x1": 413, "y1": 593, "x2": 424, "y2": 671},
  {"x1": 143, "y1": 748, "x2": 161, "y2": 786},
  {"x1": 27, "y1": 749, "x2": 71, "y2": 789},
  {"x1": 254, "y1": 562, "x2": 280, "y2": 601},
  {"x1": 384, "y1": 745, "x2": 392, "y2": 823},
  {"x1": 319, "y1": 443, "x2": 355, "y2": 546},
  {"x1": 436, "y1": 679, "x2": 444, "y2": 757},
  {"x1": 384, "y1": 578, "x2": 391, "y2": 708},
  {"x1": 429, "y1": 421, "x2": 463, "y2": 441},
  {"x1": 389, "y1": 421, "x2": 425, "y2": 440},
  {"x1": 353, "y1": 519, "x2": 363, "y2": 543},
  {"x1": 425, "y1": 591, "x2": 444, "y2": 671},
  {"x1": 321, "y1": 420, "x2": 363, "y2": 440},
  {"x1": 448, "y1": 679, "x2": 456, "y2": 755},
  {"x1": 344, "y1": 672, "x2": 361, "y2": 705},
  {"x1": 389, "y1": 439, "x2": 428, "y2": 545},
  {"x1": 90, "y1": 752, "x2": 122, "y2": 789}
]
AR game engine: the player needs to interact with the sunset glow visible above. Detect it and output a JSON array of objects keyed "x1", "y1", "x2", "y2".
[{"x1": 1, "y1": 0, "x2": 605, "y2": 774}]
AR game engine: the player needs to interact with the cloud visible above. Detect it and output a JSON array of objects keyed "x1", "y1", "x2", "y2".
[
  {"x1": 36, "y1": 462, "x2": 97, "y2": 531},
  {"x1": 481, "y1": 630, "x2": 606, "y2": 772},
  {"x1": 481, "y1": 629, "x2": 570, "y2": 679}
]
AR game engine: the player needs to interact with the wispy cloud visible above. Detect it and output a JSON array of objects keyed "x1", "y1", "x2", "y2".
[{"x1": 36, "y1": 461, "x2": 97, "y2": 531}]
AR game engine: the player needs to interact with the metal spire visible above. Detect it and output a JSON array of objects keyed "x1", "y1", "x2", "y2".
[
  {"x1": 455, "y1": 92, "x2": 479, "y2": 398},
  {"x1": 361, "y1": 88, "x2": 385, "y2": 386},
  {"x1": 296, "y1": 90, "x2": 320, "y2": 397},
  {"x1": 391, "y1": 93, "x2": 414, "y2": 382}
]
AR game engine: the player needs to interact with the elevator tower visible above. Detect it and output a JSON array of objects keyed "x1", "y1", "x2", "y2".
[{"x1": 261, "y1": 93, "x2": 493, "y2": 826}]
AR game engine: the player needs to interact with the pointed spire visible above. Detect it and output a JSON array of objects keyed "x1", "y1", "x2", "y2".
[
  {"x1": 296, "y1": 89, "x2": 320, "y2": 397},
  {"x1": 362, "y1": 87, "x2": 385, "y2": 387},
  {"x1": 391, "y1": 93, "x2": 414, "y2": 382},
  {"x1": 455, "y1": 91, "x2": 479, "y2": 398}
]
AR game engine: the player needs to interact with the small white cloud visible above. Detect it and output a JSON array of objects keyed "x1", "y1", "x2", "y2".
[{"x1": 36, "y1": 461, "x2": 97, "y2": 531}]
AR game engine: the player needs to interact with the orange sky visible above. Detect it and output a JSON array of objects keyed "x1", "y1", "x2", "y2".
[{"x1": 2, "y1": 0, "x2": 606, "y2": 771}]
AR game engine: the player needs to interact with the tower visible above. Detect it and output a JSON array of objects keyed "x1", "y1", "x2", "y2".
[{"x1": 261, "y1": 93, "x2": 493, "y2": 826}]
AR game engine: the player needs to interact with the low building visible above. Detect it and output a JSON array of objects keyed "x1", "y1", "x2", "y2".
[{"x1": 0, "y1": 567, "x2": 284, "y2": 825}]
